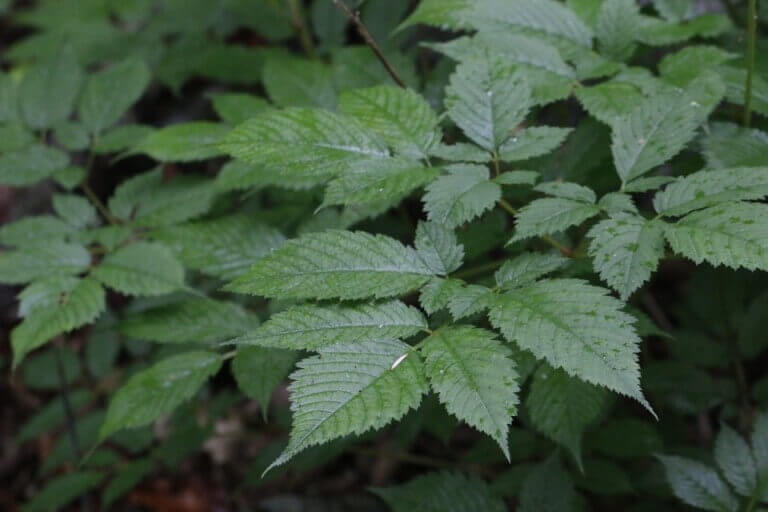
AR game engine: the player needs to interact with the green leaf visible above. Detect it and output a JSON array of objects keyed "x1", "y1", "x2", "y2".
[
  {"x1": 526, "y1": 364, "x2": 610, "y2": 468},
  {"x1": 495, "y1": 170, "x2": 540, "y2": 186},
  {"x1": 321, "y1": 158, "x2": 438, "y2": 209},
  {"x1": 53, "y1": 120, "x2": 89, "y2": 151},
  {"x1": 421, "y1": 326, "x2": 519, "y2": 458},
  {"x1": 498, "y1": 127, "x2": 572, "y2": 162},
  {"x1": 311, "y1": 0, "x2": 348, "y2": 49},
  {"x1": 91, "y1": 242, "x2": 185, "y2": 296},
  {"x1": 595, "y1": 0, "x2": 639, "y2": 62},
  {"x1": 17, "y1": 390, "x2": 94, "y2": 442},
  {"x1": 653, "y1": 0, "x2": 694, "y2": 21},
  {"x1": 100, "y1": 351, "x2": 222, "y2": 440},
  {"x1": 120, "y1": 298, "x2": 259, "y2": 344},
  {"x1": 753, "y1": 412, "x2": 768, "y2": 500},
  {"x1": 658, "y1": 455, "x2": 739, "y2": 512},
  {"x1": 332, "y1": 46, "x2": 418, "y2": 91},
  {"x1": 148, "y1": 215, "x2": 285, "y2": 280},
  {"x1": 489, "y1": 279, "x2": 649, "y2": 408},
  {"x1": 598, "y1": 192, "x2": 638, "y2": 214},
  {"x1": 535, "y1": 181, "x2": 596, "y2": 203},
  {"x1": 587, "y1": 214, "x2": 665, "y2": 300},
  {"x1": 226, "y1": 230, "x2": 433, "y2": 300},
  {"x1": 654, "y1": 167, "x2": 768, "y2": 217},
  {"x1": 371, "y1": 471, "x2": 506, "y2": 512},
  {"x1": 518, "y1": 456, "x2": 579, "y2": 512},
  {"x1": 638, "y1": 13, "x2": 732, "y2": 47},
  {"x1": 611, "y1": 75, "x2": 725, "y2": 183},
  {"x1": 52, "y1": 194, "x2": 99, "y2": 228},
  {"x1": 103, "y1": 458, "x2": 154, "y2": 507},
  {"x1": 78, "y1": 58, "x2": 151, "y2": 133},
  {"x1": 397, "y1": 0, "x2": 472, "y2": 31},
  {"x1": 576, "y1": 81, "x2": 645, "y2": 126},
  {"x1": 0, "y1": 242, "x2": 90, "y2": 284},
  {"x1": 221, "y1": 108, "x2": 389, "y2": 182},
  {"x1": 19, "y1": 49, "x2": 83, "y2": 130},
  {"x1": 234, "y1": 300, "x2": 427, "y2": 350},
  {"x1": 262, "y1": 57, "x2": 337, "y2": 110},
  {"x1": 430, "y1": 142, "x2": 491, "y2": 163},
  {"x1": 664, "y1": 202, "x2": 768, "y2": 272},
  {"x1": 108, "y1": 169, "x2": 217, "y2": 227},
  {"x1": 0, "y1": 215, "x2": 76, "y2": 248},
  {"x1": 414, "y1": 221, "x2": 464, "y2": 275},
  {"x1": 495, "y1": 252, "x2": 568, "y2": 290},
  {"x1": 0, "y1": 122, "x2": 34, "y2": 152},
  {"x1": 93, "y1": 124, "x2": 154, "y2": 154},
  {"x1": 339, "y1": 86, "x2": 440, "y2": 159},
  {"x1": 446, "y1": 284, "x2": 496, "y2": 320},
  {"x1": 22, "y1": 471, "x2": 102, "y2": 512},
  {"x1": 232, "y1": 346, "x2": 297, "y2": 418},
  {"x1": 446, "y1": 55, "x2": 531, "y2": 152},
  {"x1": 622, "y1": 175, "x2": 675, "y2": 193},
  {"x1": 211, "y1": 93, "x2": 270, "y2": 125},
  {"x1": 511, "y1": 198, "x2": 600, "y2": 242},
  {"x1": 468, "y1": 0, "x2": 593, "y2": 48},
  {"x1": 419, "y1": 278, "x2": 465, "y2": 315},
  {"x1": 267, "y1": 339, "x2": 427, "y2": 472},
  {"x1": 701, "y1": 123, "x2": 768, "y2": 169},
  {"x1": 714, "y1": 424, "x2": 758, "y2": 498},
  {"x1": 423, "y1": 165, "x2": 501, "y2": 228},
  {"x1": 11, "y1": 277, "x2": 105, "y2": 366},
  {"x1": 0, "y1": 144, "x2": 68, "y2": 186},
  {"x1": 134, "y1": 122, "x2": 229, "y2": 162},
  {"x1": 0, "y1": 72, "x2": 19, "y2": 123}
]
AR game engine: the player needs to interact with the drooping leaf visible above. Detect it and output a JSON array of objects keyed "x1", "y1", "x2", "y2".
[
  {"x1": 339, "y1": 86, "x2": 440, "y2": 159},
  {"x1": 587, "y1": 214, "x2": 666, "y2": 300},
  {"x1": 91, "y1": 242, "x2": 185, "y2": 296},
  {"x1": 78, "y1": 58, "x2": 151, "y2": 133},
  {"x1": 134, "y1": 122, "x2": 229, "y2": 162},
  {"x1": 262, "y1": 57, "x2": 337, "y2": 110},
  {"x1": 11, "y1": 277, "x2": 105, "y2": 366},
  {"x1": 414, "y1": 221, "x2": 464, "y2": 275},
  {"x1": 526, "y1": 364, "x2": 610, "y2": 467},
  {"x1": 233, "y1": 300, "x2": 426, "y2": 350},
  {"x1": 488, "y1": 279, "x2": 649, "y2": 408},
  {"x1": 714, "y1": 424, "x2": 759, "y2": 498},
  {"x1": 595, "y1": 0, "x2": 639, "y2": 62},
  {"x1": 423, "y1": 165, "x2": 501, "y2": 228},
  {"x1": 0, "y1": 144, "x2": 68, "y2": 186},
  {"x1": 421, "y1": 327, "x2": 519, "y2": 458},
  {"x1": 226, "y1": 230, "x2": 433, "y2": 300},
  {"x1": 664, "y1": 202, "x2": 768, "y2": 272},
  {"x1": 658, "y1": 455, "x2": 739, "y2": 512},
  {"x1": 100, "y1": 351, "x2": 223, "y2": 440},
  {"x1": 22, "y1": 471, "x2": 102, "y2": 512},
  {"x1": 266, "y1": 339, "x2": 427, "y2": 472},
  {"x1": 371, "y1": 471, "x2": 506, "y2": 512},
  {"x1": 232, "y1": 346, "x2": 297, "y2": 419},
  {"x1": 0, "y1": 242, "x2": 90, "y2": 285}
]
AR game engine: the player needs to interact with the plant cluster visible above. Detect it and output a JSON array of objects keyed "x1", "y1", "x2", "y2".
[{"x1": 1, "y1": 0, "x2": 768, "y2": 510}]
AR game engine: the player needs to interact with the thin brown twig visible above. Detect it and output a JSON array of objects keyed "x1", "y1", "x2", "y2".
[
  {"x1": 288, "y1": 0, "x2": 316, "y2": 59},
  {"x1": 333, "y1": 0, "x2": 407, "y2": 88}
]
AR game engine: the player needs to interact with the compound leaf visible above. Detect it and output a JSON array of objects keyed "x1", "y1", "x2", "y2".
[{"x1": 91, "y1": 242, "x2": 185, "y2": 296}]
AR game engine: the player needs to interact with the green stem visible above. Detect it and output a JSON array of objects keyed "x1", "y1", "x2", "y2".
[
  {"x1": 498, "y1": 199, "x2": 574, "y2": 257},
  {"x1": 743, "y1": 0, "x2": 757, "y2": 127},
  {"x1": 288, "y1": 0, "x2": 316, "y2": 59},
  {"x1": 452, "y1": 260, "x2": 505, "y2": 280}
]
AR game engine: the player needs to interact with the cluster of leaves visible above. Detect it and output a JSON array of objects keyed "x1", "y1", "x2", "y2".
[{"x1": 2, "y1": 0, "x2": 768, "y2": 510}]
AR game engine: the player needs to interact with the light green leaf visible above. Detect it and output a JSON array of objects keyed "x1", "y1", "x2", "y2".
[
  {"x1": 0, "y1": 122, "x2": 34, "y2": 152},
  {"x1": 0, "y1": 215, "x2": 76, "y2": 248},
  {"x1": 446, "y1": 55, "x2": 531, "y2": 152},
  {"x1": 714, "y1": 424, "x2": 758, "y2": 497},
  {"x1": 221, "y1": 108, "x2": 389, "y2": 182},
  {"x1": 700, "y1": 123, "x2": 768, "y2": 169},
  {"x1": 654, "y1": 167, "x2": 768, "y2": 217},
  {"x1": 489, "y1": 279, "x2": 648, "y2": 408},
  {"x1": 423, "y1": 165, "x2": 501, "y2": 228},
  {"x1": 587, "y1": 214, "x2": 665, "y2": 300},
  {"x1": 119, "y1": 298, "x2": 259, "y2": 344},
  {"x1": 108, "y1": 169, "x2": 217, "y2": 227},
  {"x1": 232, "y1": 346, "x2": 297, "y2": 419},
  {"x1": 12, "y1": 277, "x2": 105, "y2": 366},
  {"x1": 499, "y1": 126, "x2": 572, "y2": 162},
  {"x1": 211, "y1": 93, "x2": 270, "y2": 125},
  {"x1": 595, "y1": 0, "x2": 639, "y2": 62},
  {"x1": 0, "y1": 242, "x2": 90, "y2": 284},
  {"x1": 262, "y1": 57, "x2": 337, "y2": 110},
  {"x1": 93, "y1": 124, "x2": 155, "y2": 154},
  {"x1": 226, "y1": 230, "x2": 433, "y2": 300},
  {"x1": 622, "y1": 176, "x2": 675, "y2": 193},
  {"x1": 397, "y1": 0, "x2": 472, "y2": 31},
  {"x1": 19, "y1": 49, "x2": 83, "y2": 129},
  {"x1": 91, "y1": 242, "x2": 185, "y2": 296},
  {"x1": 429, "y1": 142, "x2": 491, "y2": 163},
  {"x1": 22, "y1": 471, "x2": 102, "y2": 512},
  {"x1": 446, "y1": 284, "x2": 496, "y2": 320},
  {"x1": 664, "y1": 202, "x2": 768, "y2": 271},
  {"x1": 495, "y1": 170, "x2": 540, "y2": 186},
  {"x1": 576, "y1": 81, "x2": 645, "y2": 126},
  {"x1": 421, "y1": 327, "x2": 519, "y2": 458},
  {"x1": 511, "y1": 198, "x2": 600, "y2": 242},
  {"x1": 0, "y1": 144, "x2": 68, "y2": 186},
  {"x1": 52, "y1": 194, "x2": 99, "y2": 228},
  {"x1": 134, "y1": 122, "x2": 229, "y2": 162},
  {"x1": 78, "y1": 58, "x2": 151, "y2": 133},
  {"x1": 495, "y1": 252, "x2": 568, "y2": 290},
  {"x1": 148, "y1": 215, "x2": 285, "y2": 280},
  {"x1": 637, "y1": 14, "x2": 732, "y2": 47},
  {"x1": 526, "y1": 364, "x2": 610, "y2": 468},
  {"x1": 267, "y1": 339, "x2": 427, "y2": 472},
  {"x1": 535, "y1": 181, "x2": 596, "y2": 203},
  {"x1": 653, "y1": 0, "x2": 694, "y2": 21},
  {"x1": 611, "y1": 75, "x2": 724, "y2": 183},
  {"x1": 371, "y1": 471, "x2": 506, "y2": 512},
  {"x1": 415, "y1": 221, "x2": 464, "y2": 275},
  {"x1": 100, "y1": 351, "x2": 223, "y2": 439},
  {"x1": 339, "y1": 86, "x2": 440, "y2": 159},
  {"x1": 419, "y1": 278, "x2": 465, "y2": 315},
  {"x1": 598, "y1": 192, "x2": 638, "y2": 214},
  {"x1": 658, "y1": 455, "x2": 739, "y2": 512},
  {"x1": 234, "y1": 300, "x2": 426, "y2": 350}
]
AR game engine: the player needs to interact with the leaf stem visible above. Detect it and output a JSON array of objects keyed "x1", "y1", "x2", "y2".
[
  {"x1": 333, "y1": 0, "x2": 407, "y2": 88},
  {"x1": 80, "y1": 142, "x2": 120, "y2": 226},
  {"x1": 498, "y1": 199, "x2": 574, "y2": 256},
  {"x1": 743, "y1": 0, "x2": 757, "y2": 127},
  {"x1": 288, "y1": 0, "x2": 316, "y2": 59},
  {"x1": 452, "y1": 260, "x2": 505, "y2": 280}
]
